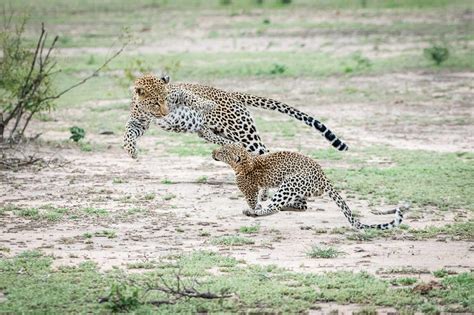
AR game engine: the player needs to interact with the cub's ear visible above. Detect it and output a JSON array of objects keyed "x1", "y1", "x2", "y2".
[
  {"x1": 161, "y1": 75, "x2": 170, "y2": 84},
  {"x1": 234, "y1": 155, "x2": 241, "y2": 163},
  {"x1": 135, "y1": 87, "x2": 145, "y2": 97}
]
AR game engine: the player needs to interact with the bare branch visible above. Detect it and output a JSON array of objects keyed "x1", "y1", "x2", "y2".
[
  {"x1": 39, "y1": 42, "x2": 127, "y2": 103},
  {"x1": 22, "y1": 23, "x2": 45, "y2": 98}
]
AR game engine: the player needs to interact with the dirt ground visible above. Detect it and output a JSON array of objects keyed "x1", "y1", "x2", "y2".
[
  {"x1": 0, "y1": 5, "x2": 473, "y2": 313},
  {"x1": 2, "y1": 72, "x2": 472, "y2": 274}
]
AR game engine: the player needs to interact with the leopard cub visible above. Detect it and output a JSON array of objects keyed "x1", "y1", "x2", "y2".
[{"x1": 212, "y1": 144, "x2": 408, "y2": 230}]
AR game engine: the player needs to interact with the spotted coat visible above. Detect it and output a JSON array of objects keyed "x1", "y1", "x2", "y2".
[
  {"x1": 123, "y1": 74, "x2": 348, "y2": 159},
  {"x1": 212, "y1": 144, "x2": 408, "y2": 230}
]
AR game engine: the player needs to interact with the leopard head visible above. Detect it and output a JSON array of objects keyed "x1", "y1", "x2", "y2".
[
  {"x1": 133, "y1": 74, "x2": 170, "y2": 117},
  {"x1": 212, "y1": 144, "x2": 255, "y2": 174}
]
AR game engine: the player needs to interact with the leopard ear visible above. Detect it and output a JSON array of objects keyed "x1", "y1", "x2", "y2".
[
  {"x1": 135, "y1": 87, "x2": 144, "y2": 96},
  {"x1": 234, "y1": 155, "x2": 241, "y2": 163},
  {"x1": 161, "y1": 75, "x2": 170, "y2": 84}
]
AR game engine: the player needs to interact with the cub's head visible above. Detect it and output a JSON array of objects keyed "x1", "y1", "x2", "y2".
[
  {"x1": 133, "y1": 74, "x2": 170, "y2": 117},
  {"x1": 212, "y1": 144, "x2": 254, "y2": 173}
]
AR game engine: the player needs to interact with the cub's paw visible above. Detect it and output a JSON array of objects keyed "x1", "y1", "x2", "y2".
[{"x1": 242, "y1": 209, "x2": 257, "y2": 217}]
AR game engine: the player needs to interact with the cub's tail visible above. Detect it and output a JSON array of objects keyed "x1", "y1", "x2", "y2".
[
  {"x1": 231, "y1": 92, "x2": 348, "y2": 151},
  {"x1": 325, "y1": 184, "x2": 408, "y2": 230}
]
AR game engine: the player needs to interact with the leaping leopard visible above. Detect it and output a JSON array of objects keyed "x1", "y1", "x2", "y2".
[
  {"x1": 123, "y1": 74, "x2": 348, "y2": 159},
  {"x1": 212, "y1": 143, "x2": 409, "y2": 230}
]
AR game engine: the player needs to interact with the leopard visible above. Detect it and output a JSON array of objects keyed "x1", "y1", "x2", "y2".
[
  {"x1": 123, "y1": 74, "x2": 349, "y2": 160},
  {"x1": 212, "y1": 143, "x2": 409, "y2": 230}
]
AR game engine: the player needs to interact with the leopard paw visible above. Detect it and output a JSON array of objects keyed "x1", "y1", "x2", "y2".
[{"x1": 242, "y1": 209, "x2": 257, "y2": 217}]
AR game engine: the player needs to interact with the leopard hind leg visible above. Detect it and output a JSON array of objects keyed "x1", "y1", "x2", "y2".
[
  {"x1": 281, "y1": 196, "x2": 308, "y2": 211},
  {"x1": 249, "y1": 175, "x2": 309, "y2": 217}
]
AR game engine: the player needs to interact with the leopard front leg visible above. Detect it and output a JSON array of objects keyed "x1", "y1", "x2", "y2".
[
  {"x1": 198, "y1": 127, "x2": 235, "y2": 146},
  {"x1": 123, "y1": 117, "x2": 150, "y2": 159},
  {"x1": 236, "y1": 177, "x2": 259, "y2": 216}
]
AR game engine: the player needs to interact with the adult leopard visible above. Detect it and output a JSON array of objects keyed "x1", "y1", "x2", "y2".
[{"x1": 123, "y1": 74, "x2": 348, "y2": 159}]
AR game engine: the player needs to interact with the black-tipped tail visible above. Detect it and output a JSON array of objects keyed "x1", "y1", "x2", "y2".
[{"x1": 232, "y1": 92, "x2": 349, "y2": 151}]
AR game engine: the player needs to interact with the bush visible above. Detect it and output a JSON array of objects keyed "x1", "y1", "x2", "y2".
[
  {"x1": 424, "y1": 45, "x2": 449, "y2": 65},
  {"x1": 0, "y1": 14, "x2": 124, "y2": 144},
  {"x1": 69, "y1": 126, "x2": 85, "y2": 142}
]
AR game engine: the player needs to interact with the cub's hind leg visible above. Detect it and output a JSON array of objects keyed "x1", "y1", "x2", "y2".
[
  {"x1": 247, "y1": 175, "x2": 309, "y2": 217},
  {"x1": 281, "y1": 196, "x2": 308, "y2": 211}
]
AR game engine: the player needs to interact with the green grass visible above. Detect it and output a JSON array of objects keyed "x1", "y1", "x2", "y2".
[
  {"x1": 238, "y1": 224, "x2": 260, "y2": 234},
  {"x1": 311, "y1": 148, "x2": 344, "y2": 161},
  {"x1": 0, "y1": 250, "x2": 472, "y2": 313},
  {"x1": 94, "y1": 230, "x2": 117, "y2": 239},
  {"x1": 433, "y1": 269, "x2": 450, "y2": 278},
  {"x1": 143, "y1": 193, "x2": 156, "y2": 200},
  {"x1": 195, "y1": 175, "x2": 208, "y2": 183},
  {"x1": 162, "y1": 193, "x2": 176, "y2": 201},
  {"x1": 306, "y1": 245, "x2": 344, "y2": 258},
  {"x1": 165, "y1": 133, "x2": 217, "y2": 156},
  {"x1": 327, "y1": 148, "x2": 474, "y2": 211},
  {"x1": 54, "y1": 51, "x2": 474, "y2": 87},
  {"x1": 1, "y1": 205, "x2": 69, "y2": 221},
  {"x1": 112, "y1": 177, "x2": 126, "y2": 184},
  {"x1": 81, "y1": 207, "x2": 109, "y2": 216},
  {"x1": 211, "y1": 235, "x2": 255, "y2": 246},
  {"x1": 346, "y1": 221, "x2": 473, "y2": 241},
  {"x1": 390, "y1": 277, "x2": 418, "y2": 286},
  {"x1": 161, "y1": 178, "x2": 174, "y2": 184}
]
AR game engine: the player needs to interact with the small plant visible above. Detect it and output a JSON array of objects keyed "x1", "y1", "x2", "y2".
[
  {"x1": 195, "y1": 175, "x2": 208, "y2": 183},
  {"x1": 143, "y1": 193, "x2": 156, "y2": 200},
  {"x1": 433, "y1": 268, "x2": 449, "y2": 278},
  {"x1": 306, "y1": 245, "x2": 344, "y2": 259},
  {"x1": 127, "y1": 207, "x2": 144, "y2": 215},
  {"x1": 161, "y1": 178, "x2": 174, "y2": 184},
  {"x1": 69, "y1": 126, "x2": 85, "y2": 142},
  {"x1": 344, "y1": 52, "x2": 371, "y2": 73},
  {"x1": 112, "y1": 177, "x2": 126, "y2": 184},
  {"x1": 79, "y1": 141, "x2": 92, "y2": 152},
  {"x1": 15, "y1": 207, "x2": 39, "y2": 219},
  {"x1": 238, "y1": 224, "x2": 260, "y2": 234},
  {"x1": 127, "y1": 261, "x2": 156, "y2": 269},
  {"x1": 95, "y1": 230, "x2": 117, "y2": 239},
  {"x1": 424, "y1": 45, "x2": 449, "y2": 65},
  {"x1": 82, "y1": 207, "x2": 108, "y2": 216},
  {"x1": 269, "y1": 63, "x2": 286, "y2": 75},
  {"x1": 104, "y1": 283, "x2": 141, "y2": 312},
  {"x1": 390, "y1": 277, "x2": 418, "y2": 286},
  {"x1": 211, "y1": 235, "x2": 255, "y2": 246},
  {"x1": 199, "y1": 231, "x2": 210, "y2": 237},
  {"x1": 219, "y1": 0, "x2": 232, "y2": 5},
  {"x1": 162, "y1": 193, "x2": 176, "y2": 201},
  {"x1": 117, "y1": 57, "x2": 153, "y2": 88}
]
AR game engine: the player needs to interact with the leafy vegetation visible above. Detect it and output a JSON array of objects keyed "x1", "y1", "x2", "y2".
[
  {"x1": 238, "y1": 224, "x2": 261, "y2": 234},
  {"x1": 346, "y1": 221, "x2": 473, "y2": 241},
  {"x1": 327, "y1": 148, "x2": 474, "y2": 211},
  {"x1": 306, "y1": 245, "x2": 344, "y2": 258},
  {"x1": 424, "y1": 44, "x2": 450, "y2": 65},
  {"x1": 211, "y1": 235, "x2": 255, "y2": 246},
  {"x1": 0, "y1": 250, "x2": 472, "y2": 313},
  {"x1": 69, "y1": 126, "x2": 85, "y2": 142}
]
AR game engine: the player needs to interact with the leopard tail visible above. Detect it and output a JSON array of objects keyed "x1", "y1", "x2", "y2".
[
  {"x1": 231, "y1": 92, "x2": 348, "y2": 151},
  {"x1": 324, "y1": 183, "x2": 407, "y2": 230}
]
